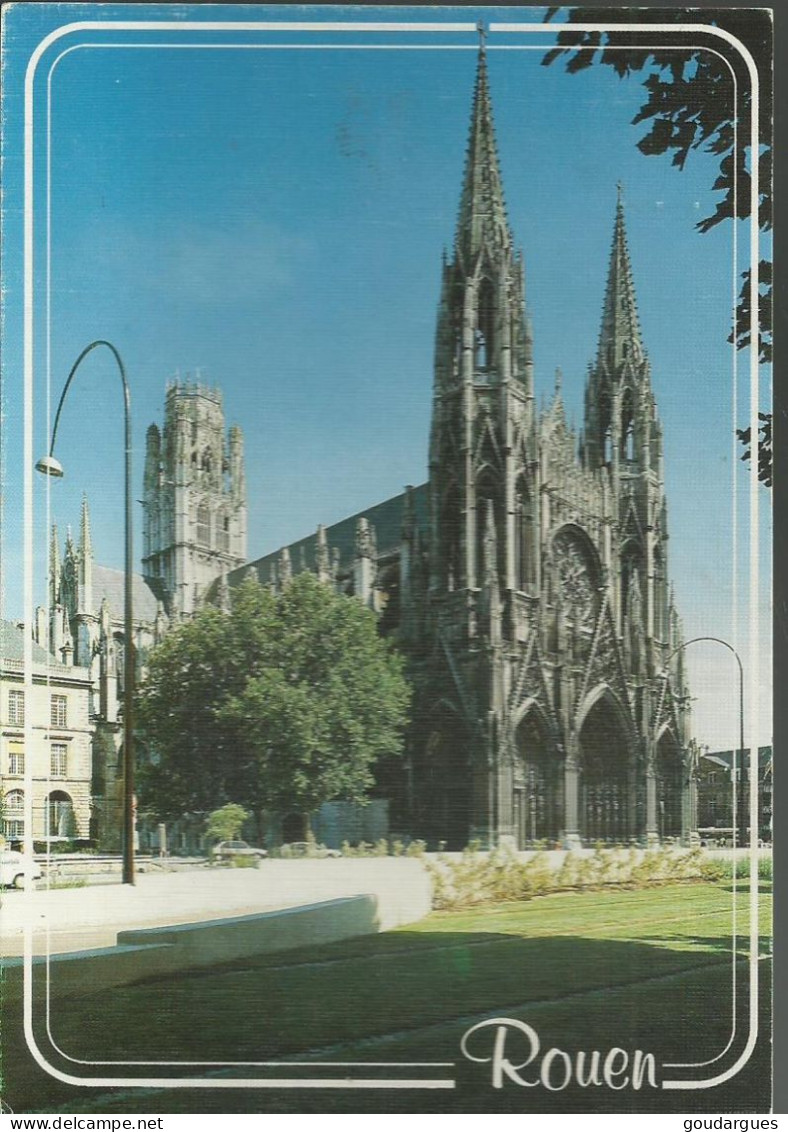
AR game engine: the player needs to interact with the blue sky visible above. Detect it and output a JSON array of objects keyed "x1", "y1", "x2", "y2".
[{"x1": 1, "y1": 5, "x2": 771, "y2": 749}]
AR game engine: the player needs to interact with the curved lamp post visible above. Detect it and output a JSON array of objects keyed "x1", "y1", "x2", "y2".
[
  {"x1": 660, "y1": 636, "x2": 745, "y2": 846},
  {"x1": 36, "y1": 340, "x2": 135, "y2": 885}
]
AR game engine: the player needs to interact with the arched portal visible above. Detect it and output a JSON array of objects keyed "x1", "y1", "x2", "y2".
[
  {"x1": 656, "y1": 730, "x2": 683, "y2": 839},
  {"x1": 48, "y1": 790, "x2": 75, "y2": 839},
  {"x1": 423, "y1": 714, "x2": 470, "y2": 849},
  {"x1": 282, "y1": 813, "x2": 306, "y2": 843},
  {"x1": 577, "y1": 693, "x2": 632, "y2": 843},
  {"x1": 513, "y1": 710, "x2": 560, "y2": 846}
]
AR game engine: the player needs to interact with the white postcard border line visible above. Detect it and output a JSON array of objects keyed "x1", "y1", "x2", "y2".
[
  {"x1": 22, "y1": 16, "x2": 763, "y2": 1094},
  {"x1": 40, "y1": 35, "x2": 745, "y2": 1078}
]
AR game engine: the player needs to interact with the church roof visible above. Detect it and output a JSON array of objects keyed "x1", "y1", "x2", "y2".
[
  {"x1": 455, "y1": 43, "x2": 512, "y2": 263},
  {"x1": 90, "y1": 565, "x2": 164, "y2": 623},
  {"x1": 1, "y1": 619, "x2": 53, "y2": 665},
  {"x1": 231, "y1": 483, "x2": 429, "y2": 587},
  {"x1": 701, "y1": 746, "x2": 772, "y2": 773}
]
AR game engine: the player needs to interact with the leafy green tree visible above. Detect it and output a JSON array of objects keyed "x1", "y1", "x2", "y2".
[
  {"x1": 137, "y1": 574, "x2": 410, "y2": 827},
  {"x1": 543, "y1": 7, "x2": 772, "y2": 484},
  {"x1": 205, "y1": 803, "x2": 250, "y2": 844},
  {"x1": 136, "y1": 579, "x2": 279, "y2": 820}
]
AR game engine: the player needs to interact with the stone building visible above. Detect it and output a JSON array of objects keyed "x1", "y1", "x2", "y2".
[
  {"x1": 697, "y1": 746, "x2": 773, "y2": 842},
  {"x1": 1, "y1": 619, "x2": 92, "y2": 847},
  {"x1": 33, "y1": 382, "x2": 246, "y2": 849},
  {"x1": 32, "y1": 500, "x2": 167, "y2": 848}
]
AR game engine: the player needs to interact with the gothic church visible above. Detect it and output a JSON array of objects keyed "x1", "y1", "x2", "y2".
[{"x1": 42, "y1": 45, "x2": 696, "y2": 850}]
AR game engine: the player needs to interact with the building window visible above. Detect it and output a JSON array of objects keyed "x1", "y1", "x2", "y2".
[
  {"x1": 8, "y1": 747, "x2": 24, "y2": 775},
  {"x1": 47, "y1": 791, "x2": 74, "y2": 838},
  {"x1": 8, "y1": 689, "x2": 24, "y2": 725},
  {"x1": 196, "y1": 502, "x2": 211, "y2": 547},
  {"x1": 218, "y1": 511, "x2": 230, "y2": 552},
  {"x1": 50, "y1": 743, "x2": 68, "y2": 778},
  {"x1": 4, "y1": 790, "x2": 24, "y2": 839},
  {"x1": 50, "y1": 694, "x2": 67, "y2": 727},
  {"x1": 5, "y1": 789, "x2": 23, "y2": 814}
]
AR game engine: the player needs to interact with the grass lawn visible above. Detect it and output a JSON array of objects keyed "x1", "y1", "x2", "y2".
[{"x1": 3, "y1": 880, "x2": 771, "y2": 1114}]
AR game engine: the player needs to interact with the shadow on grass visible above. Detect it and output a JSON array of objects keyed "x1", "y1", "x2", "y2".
[
  {"x1": 718, "y1": 881, "x2": 774, "y2": 895},
  {"x1": 4, "y1": 924, "x2": 771, "y2": 1116}
]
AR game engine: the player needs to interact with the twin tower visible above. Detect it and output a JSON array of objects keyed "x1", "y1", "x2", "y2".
[{"x1": 140, "y1": 45, "x2": 695, "y2": 849}]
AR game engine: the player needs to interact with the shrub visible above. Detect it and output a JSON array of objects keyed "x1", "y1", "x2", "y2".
[
  {"x1": 700, "y1": 858, "x2": 728, "y2": 882},
  {"x1": 33, "y1": 840, "x2": 78, "y2": 855},
  {"x1": 523, "y1": 852, "x2": 555, "y2": 897},
  {"x1": 205, "y1": 804, "x2": 250, "y2": 845},
  {"x1": 230, "y1": 854, "x2": 259, "y2": 868},
  {"x1": 424, "y1": 843, "x2": 712, "y2": 910},
  {"x1": 556, "y1": 851, "x2": 583, "y2": 889},
  {"x1": 700, "y1": 854, "x2": 772, "y2": 883}
]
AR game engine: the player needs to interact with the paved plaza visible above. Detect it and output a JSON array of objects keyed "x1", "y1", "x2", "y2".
[{"x1": 0, "y1": 858, "x2": 429, "y2": 956}]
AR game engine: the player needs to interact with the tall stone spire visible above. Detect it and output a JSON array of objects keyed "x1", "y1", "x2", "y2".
[
  {"x1": 78, "y1": 495, "x2": 93, "y2": 616},
  {"x1": 455, "y1": 39, "x2": 512, "y2": 263},
  {"x1": 49, "y1": 523, "x2": 61, "y2": 607},
  {"x1": 79, "y1": 494, "x2": 93, "y2": 559},
  {"x1": 597, "y1": 185, "x2": 643, "y2": 369}
]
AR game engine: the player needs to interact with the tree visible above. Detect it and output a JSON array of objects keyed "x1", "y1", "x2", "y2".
[
  {"x1": 137, "y1": 574, "x2": 411, "y2": 827},
  {"x1": 136, "y1": 579, "x2": 279, "y2": 820},
  {"x1": 543, "y1": 7, "x2": 772, "y2": 484},
  {"x1": 205, "y1": 803, "x2": 250, "y2": 844}
]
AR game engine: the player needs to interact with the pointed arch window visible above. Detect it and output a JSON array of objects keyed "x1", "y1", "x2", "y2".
[
  {"x1": 113, "y1": 633, "x2": 125, "y2": 688},
  {"x1": 475, "y1": 470, "x2": 502, "y2": 587},
  {"x1": 620, "y1": 389, "x2": 635, "y2": 463},
  {"x1": 598, "y1": 392, "x2": 613, "y2": 466},
  {"x1": 514, "y1": 476, "x2": 535, "y2": 591},
  {"x1": 653, "y1": 547, "x2": 667, "y2": 640},
  {"x1": 197, "y1": 501, "x2": 211, "y2": 547},
  {"x1": 476, "y1": 278, "x2": 495, "y2": 372},
  {"x1": 217, "y1": 509, "x2": 230, "y2": 553},
  {"x1": 620, "y1": 540, "x2": 643, "y2": 623},
  {"x1": 442, "y1": 482, "x2": 462, "y2": 591}
]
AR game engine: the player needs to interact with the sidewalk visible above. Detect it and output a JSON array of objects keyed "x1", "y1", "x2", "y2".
[{"x1": 0, "y1": 858, "x2": 431, "y2": 957}]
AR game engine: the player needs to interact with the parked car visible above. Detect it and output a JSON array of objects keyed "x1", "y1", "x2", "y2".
[
  {"x1": 0, "y1": 850, "x2": 43, "y2": 889},
  {"x1": 210, "y1": 840, "x2": 268, "y2": 860},
  {"x1": 280, "y1": 841, "x2": 341, "y2": 859}
]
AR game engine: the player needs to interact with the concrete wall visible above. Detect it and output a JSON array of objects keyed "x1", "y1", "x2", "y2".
[{"x1": 3, "y1": 862, "x2": 432, "y2": 1005}]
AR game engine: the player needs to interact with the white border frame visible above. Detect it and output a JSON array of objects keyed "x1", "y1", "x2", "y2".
[{"x1": 20, "y1": 14, "x2": 763, "y2": 1095}]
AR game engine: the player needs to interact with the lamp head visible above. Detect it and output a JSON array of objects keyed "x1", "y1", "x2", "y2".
[{"x1": 35, "y1": 454, "x2": 64, "y2": 478}]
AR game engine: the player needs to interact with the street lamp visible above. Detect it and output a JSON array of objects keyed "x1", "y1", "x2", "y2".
[
  {"x1": 659, "y1": 636, "x2": 745, "y2": 847},
  {"x1": 36, "y1": 340, "x2": 135, "y2": 885}
]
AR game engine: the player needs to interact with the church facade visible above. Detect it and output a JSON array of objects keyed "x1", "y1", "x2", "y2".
[
  {"x1": 228, "y1": 46, "x2": 697, "y2": 849},
  {"x1": 34, "y1": 45, "x2": 697, "y2": 851}
]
